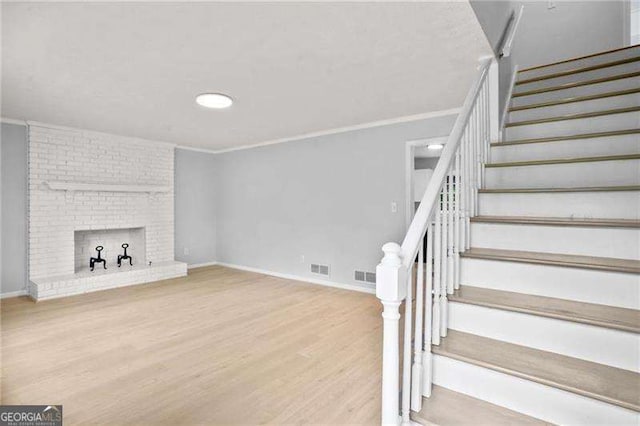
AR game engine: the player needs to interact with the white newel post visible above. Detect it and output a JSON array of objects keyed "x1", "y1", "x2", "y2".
[{"x1": 376, "y1": 242, "x2": 407, "y2": 426}]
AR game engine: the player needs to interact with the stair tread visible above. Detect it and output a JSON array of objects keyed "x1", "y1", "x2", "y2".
[
  {"x1": 509, "y1": 88, "x2": 640, "y2": 112},
  {"x1": 493, "y1": 128, "x2": 640, "y2": 147},
  {"x1": 505, "y1": 106, "x2": 640, "y2": 128},
  {"x1": 433, "y1": 331, "x2": 640, "y2": 412},
  {"x1": 461, "y1": 247, "x2": 640, "y2": 274},
  {"x1": 516, "y1": 56, "x2": 640, "y2": 85},
  {"x1": 513, "y1": 71, "x2": 640, "y2": 98},
  {"x1": 450, "y1": 286, "x2": 640, "y2": 333},
  {"x1": 486, "y1": 154, "x2": 640, "y2": 168},
  {"x1": 519, "y1": 44, "x2": 640, "y2": 73},
  {"x1": 479, "y1": 185, "x2": 640, "y2": 194},
  {"x1": 471, "y1": 216, "x2": 640, "y2": 228},
  {"x1": 411, "y1": 385, "x2": 551, "y2": 426}
]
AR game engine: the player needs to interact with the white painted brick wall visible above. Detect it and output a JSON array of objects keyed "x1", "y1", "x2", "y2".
[{"x1": 28, "y1": 123, "x2": 179, "y2": 294}]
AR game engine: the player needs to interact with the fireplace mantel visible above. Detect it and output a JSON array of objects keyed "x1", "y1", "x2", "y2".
[{"x1": 45, "y1": 181, "x2": 170, "y2": 194}]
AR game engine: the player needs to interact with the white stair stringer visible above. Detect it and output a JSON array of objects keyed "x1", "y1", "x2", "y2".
[
  {"x1": 448, "y1": 301, "x2": 640, "y2": 372},
  {"x1": 460, "y1": 257, "x2": 640, "y2": 309},
  {"x1": 432, "y1": 355, "x2": 640, "y2": 426}
]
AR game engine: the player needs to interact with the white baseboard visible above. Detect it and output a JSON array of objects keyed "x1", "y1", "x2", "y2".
[
  {"x1": 0, "y1": 289, "x2": 28, "y2": 299},
  {"x1": 216, "y1": 262, "x2": 376, "y2": 295},
  {"x1": 187, "y1": 261, "x2": 218, "y2": 269}
]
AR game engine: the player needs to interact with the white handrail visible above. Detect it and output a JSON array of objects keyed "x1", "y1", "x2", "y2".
[
  {"x1": 400, "y1": 58, "x2": 492, "y2": 266},
  {"x1": 375, "y1": 57, "x2": 498, "y2": 425}
]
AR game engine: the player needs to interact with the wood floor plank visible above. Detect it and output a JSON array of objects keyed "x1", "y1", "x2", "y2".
[
  {"x1": 411, "y1": 385, "x2": 551, "y2": 426},
  {"x1": 450, "y1": 286, "x2": 640, "y2": 333},
  {"x1": 0, "y1": 266, "x2": 382, "y2": 425},
  {"x1": 461, "y1": 247, "x2": 640, "y2": 274},
  {"x1": 432, "y1": 331, "x2": 640, "y2": 412}
]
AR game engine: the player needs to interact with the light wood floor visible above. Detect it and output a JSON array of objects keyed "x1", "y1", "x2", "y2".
[{"x1": 1, "y1": 266, "x2": 382, "y2": 425}]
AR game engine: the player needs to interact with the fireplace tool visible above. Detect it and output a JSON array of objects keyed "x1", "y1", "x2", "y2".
[
  {"x1": 90, "y1": 246, "x2": 107, "y2": 271},
  {"x1": 118, "y1": 243, "x2": 132, "y2": 267}
]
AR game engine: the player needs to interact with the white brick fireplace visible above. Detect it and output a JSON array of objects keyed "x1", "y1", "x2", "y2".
[{"x1": 28, "y1": 123, "x2": 186, "y2": 300}]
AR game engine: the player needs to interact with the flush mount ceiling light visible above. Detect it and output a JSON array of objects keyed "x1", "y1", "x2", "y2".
[
  {"x1": 427, "y1": 143, "x2": 444, "y2": 150},
  {"x1": 195, "y1": 93, "x2": 233, "y2": 109}
]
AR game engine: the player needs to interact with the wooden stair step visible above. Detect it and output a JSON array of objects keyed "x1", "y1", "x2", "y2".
[
  {"x1": 486, "y1": 154, "x2": 640, "y2": 168},
  {"x1": 512, "y1": 71, "x2": 640, "y2": 98},
  {"x1": 411, "y1": 385, "x2": 551, "y2": 426},
  {"x1": 493, "y1": 128, "x2": 640, "y2": 147},
  {"x1": 519, "y1": 44, "x2": 640, "y2": 73},
  {"x1": 460, "y1": 247, "x2": 640, "y2": 274},
  {"x1": 505, "y1": 106, "x2": 640, "y2": 128},
  {"x1": 471, "y1": 216, "x2": 640, "y2": 228},
  {"x1": 509, "y1": 88, "x2": 640, "y2": 112},
  {"x1": 479, "y1": 185, "x2": 640, "y2": 194},
  {"x1": 432, "y1": 330, "x2": 640, "y2": 412},
  {"x1": 516, "y1": 56, "x2": 640, "y2": 85},
  {"x1": 450, "y1": 286, "x2": 640, "y2": 333}
]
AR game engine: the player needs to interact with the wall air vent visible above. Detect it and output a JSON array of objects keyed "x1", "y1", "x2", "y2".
[
  {"x1": 355, "y1": 270, "x2": 376, "y2": 283},
  {"x1": 311, "y1": 263, "x2": 330, "y2": 276}
]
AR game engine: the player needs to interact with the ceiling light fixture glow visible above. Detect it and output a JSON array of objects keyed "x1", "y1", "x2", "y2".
[
  {"x1": 427, "y1": 144, "x2": 444, "y2": 150},
  {"x1": 196, "y1": 93, "x2": 233, "y2": 109}
]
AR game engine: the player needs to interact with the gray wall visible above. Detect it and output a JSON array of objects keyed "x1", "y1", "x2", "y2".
[
  {"x1": 1, "y1": 123, "x2": 28, "y2": 295},
  {"x1": 470, "y1": 1, "x2": 626, "y2": 116},
  {"x1": 215, "y1": 115, "x2": 456, "y2": 289},
  {"x1": 174, "y1": 148, "x2": 218, "y2": 266},
  {"x1": 415, "y1": 157, "x2": 439, "y2": 170}
]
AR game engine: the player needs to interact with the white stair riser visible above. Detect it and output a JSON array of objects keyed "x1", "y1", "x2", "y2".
[
  {"x1": 479, "y1": 191, "x2": 640, "y2": 219},
  {"x1": 448, "y1": 302, "x2": 640, "y2": 372},
  {"x1": 485, "y1": 159, "x2": 640, "y2": 189},
  {"x1": 470, "y1": 223, "x2": 640, "y2": 260},
  {"x1": 518, "y1": 47, "x2": 640, "y2": 81},
  {"x1": 433, "y1": 355, "x2": 640, "y2": 425},
  {"x1": 516, "y1": 61, "x2": 640, "y2": 92},
  {"x1": 490, "y1": 134, "x2": 640, "y2": 162},
  {"x1": 505, "y1": 110, "x2": 640, "y2": 140},
  {"x1": 460, "y1": 257, "x2": 640, "y2": 309},
  {"x1": 509, "y1": 92, "x2": 640, "y2": 122},
  {"x1": 511, "y1": 76, "x2": 640, "y2": 107}
]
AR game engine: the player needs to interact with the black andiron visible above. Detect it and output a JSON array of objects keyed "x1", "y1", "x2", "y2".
[
  {"x1": 90, "y1": 246, "x2": 107, "y2": 271},
  {"x1": 118, "y1": 243, "x2": 133, "y2": 267}
]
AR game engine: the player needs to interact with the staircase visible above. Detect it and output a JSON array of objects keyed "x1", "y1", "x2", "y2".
[{"x1": 376, "y1": 45, "x2": 640, "y2": 426}]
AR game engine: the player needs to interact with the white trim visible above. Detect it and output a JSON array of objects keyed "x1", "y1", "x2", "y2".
[
  {"x1": 187, "y1": 261, "x2": 218, "y2": 269},
  {"x1": 211, "y1": 108, "x2": 461, "y2": 154},
  {"x1": 1, "y1": 117, "x2": 27, "y2": 126},
  {"x1": 405, "y1": 137, "x2": 447, "y2": 231},
  {"x1": 217, "y1": 262, "x2": 376, "y2": 294},
  {"x1": 26, "y1": 120, "x2": 177, "y2": 148},
  {"x1": 0, "y1": 289, "x2": 28, "y2": 299},
  {"x1": 623, "y1": 0, "x2": 631, "y2": 46},
  {"x1": 176, "y1": 145, "x2": 219, "y2": 155},
  {"x1": 501, "y1": 64, "x2": 519, "y2": 130}
]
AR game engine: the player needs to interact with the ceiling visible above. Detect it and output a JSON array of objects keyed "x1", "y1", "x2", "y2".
[{"x1": 2, "y1": 2, "x2": 491, "y2": 151}]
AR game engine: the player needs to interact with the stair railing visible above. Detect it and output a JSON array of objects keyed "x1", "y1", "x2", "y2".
[{"x1": 375, "y1": 57, "x2": 499, "y2": 425}]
